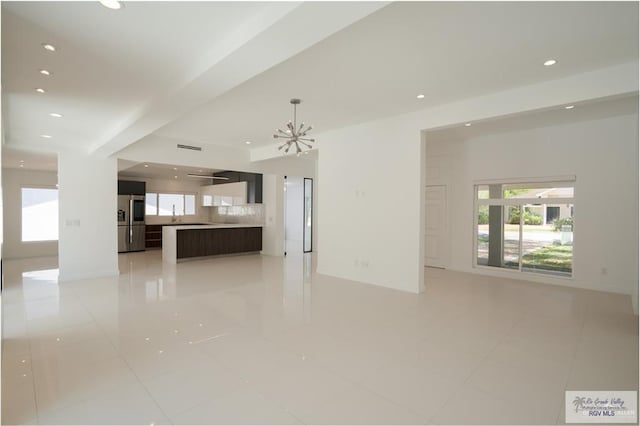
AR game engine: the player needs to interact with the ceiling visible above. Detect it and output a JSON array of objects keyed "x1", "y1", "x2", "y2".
[
  {"x1": 117, "y1": 160, "x2": 223, "y2": 183},
  {"x1": 424, "y1": 94, "x2": 639, "y2": 144},
  {"x1": 1, "y1": 2, "x2": 638, "y2": 163},
  {"x1": 154, "y1": 1, "x2": 638, "y2": 148},
  {"x1": 1, "y1": 1, "x2": 383, "y2": 156},
  {"x1": 2, "y1": 146, "x2": 57, "y2": 171}
]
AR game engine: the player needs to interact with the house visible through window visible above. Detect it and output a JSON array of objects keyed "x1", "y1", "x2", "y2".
[
  {"x1": 475, "y1": 180, "x2": 575, "y2": 277},
  {"x1": 145, "y1": 192, "x2": 196, "y2": 216},
  {"x1": 22, "y1": 187, "x2": 59, "y2": 242}
]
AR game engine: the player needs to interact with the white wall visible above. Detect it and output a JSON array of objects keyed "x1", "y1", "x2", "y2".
[
  {"x1": 313, "y1": 61, "x2": 636, "y2": 298},
  {"x1": 261, "y1": 174, "x2": 285, "y2": 256},
  {"x1": 0, "y1": 159, "x2": 2, "y2": 264},
  {"x1": 285, "y1": 176, "x2": 304, "y2": 244},
  {"x1": 117, "y1": 135, "x2": 316, "y2": 178},
  {"x1": 2, "y1": 168, "x2": 58, "y2": 259},
  {"x1": 58, "y1": 152, "x2": 119, "y2": 282},
  {"x1": 118, "y1": 175, "x2": 210, "y2": 224},
  {"x1": 318, "y1": 116, "x2": 425, "y2": 293},
  {"x1": 426, "y1": 114, "x2": 639, "y2": 309}
]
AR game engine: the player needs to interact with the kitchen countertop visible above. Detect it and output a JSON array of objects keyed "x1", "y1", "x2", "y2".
[
  {"x1": 166, "y1": 223, "x2": 263, "y2": 230},
  {"x1": 149, "y1": 223, "x2": 210, "y2": 226}
]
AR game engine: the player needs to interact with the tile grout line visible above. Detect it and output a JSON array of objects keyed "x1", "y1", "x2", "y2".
[
  {"x1": 424, "y1": 310, "x2": 527, "y2": 424},
  {"x1": 555, "y1": 309, "x2": 587, "y2": 425},
  {"x1": 26, "y1": 312, "x2": 41, "y2": 425},
  {"x1": 166, "y1": 345, "x2": 307, "y2": 425},
  {"x1": 69, "y1": 280, "x2": 175, "y2": 426}
]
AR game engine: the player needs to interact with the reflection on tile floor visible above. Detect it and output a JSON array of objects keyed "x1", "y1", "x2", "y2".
[{"x1": 2, "y1": 251, "x2": 638, "y2": 425}]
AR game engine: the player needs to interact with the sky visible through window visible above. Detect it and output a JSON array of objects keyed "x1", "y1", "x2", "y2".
[{"x1": 22, "y1": 187, "x2": 58, "y2": 242}]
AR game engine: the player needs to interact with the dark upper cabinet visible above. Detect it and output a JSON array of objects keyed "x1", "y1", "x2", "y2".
[
  {"x1": 212, "y1": 171, "x2": 241, "y2": 183},
  {"x1": 118, "y1": 180, "x2": 146, "y2": 195},
  {"x1": 212, "y1": 171, "x2": 262, "y2": 203},
  {"x1": 244, "y1": 173, "x2": 263, "y2": 204}
]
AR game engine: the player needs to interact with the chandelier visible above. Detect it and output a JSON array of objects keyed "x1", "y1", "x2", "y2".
[{"x1": 273, "y1": 98, "x2": 315, "y2": 156}]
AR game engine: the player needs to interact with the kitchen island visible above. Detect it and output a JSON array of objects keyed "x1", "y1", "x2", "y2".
[{"x1": 162, "y1": 224, "x2": 263, "y2": 264}]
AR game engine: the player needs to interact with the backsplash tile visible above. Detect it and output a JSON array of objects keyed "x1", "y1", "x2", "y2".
[{"x1": 210, "y1": 204, "x2": 265, "y2": 224}]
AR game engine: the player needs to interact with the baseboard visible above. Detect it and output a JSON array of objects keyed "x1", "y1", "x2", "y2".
[{"x1": 58, "y1": 268, "x2": 120, "y2": 282}]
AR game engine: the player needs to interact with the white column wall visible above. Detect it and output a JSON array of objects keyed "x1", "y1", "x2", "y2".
[
  {"x1": 317, "y1": 117, "x2": 425, "y2": 293},
  {"x1": 261, "y1": 174, "x2": 285, "y2": 256},
  {"x1": 285, "y1": 176, "x2": 304, "y2": 244},
  {"x1": 58, "y1": 152, "x2": 119, "y2": 281}
]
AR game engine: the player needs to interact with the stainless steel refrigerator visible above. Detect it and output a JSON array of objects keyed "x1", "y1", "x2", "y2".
[{"x1": 118, "y1": 195, "x2": 145, "y2": 253}]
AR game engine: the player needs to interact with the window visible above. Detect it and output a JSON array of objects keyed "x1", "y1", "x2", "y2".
[
  {"x1": 475, "y1": 180, "x2": 575, "y2": 277},
  {"x1": 22, "y1": 187, "x2": 58, "y2": 242},
  {"x1": 145, "y1": 192, "x2": 158, "y2": 215},
  {"x1": 214, "y1": 195, "x2": 233, "y2": 206},
  {"x1": 145, "y1": 192, "x2": 196, "y2": 216}
]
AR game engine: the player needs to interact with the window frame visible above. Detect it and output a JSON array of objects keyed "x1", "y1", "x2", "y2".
[
  {"x1": 145, "y1": 191, "x2": 197, "y2": 217},
  {"x1": 472, "y1": 177, "x2": 576, "y2": 279},
  {"x1": 20, "y1": 185, "x2": 59, "y2": 243}
]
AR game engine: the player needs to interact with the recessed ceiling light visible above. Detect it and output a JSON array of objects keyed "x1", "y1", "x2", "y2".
[
  {"x1": 49, "y1": 112, "x2": 63, "y2": 118},
  {"x1": 245, "y1": 141, "x2": 251, "y2": 145},
  {"x1": 564, "y1": 105, "x2": 575, "y2": 110},
  {"x1": 144, "y1": 164, "x2": 149, "y2": 168},
  {"x1": 40, "y1": 134, "x2": 52, "y2": 138},
  {"x1": 416, "y1": 94, "x2": 425, "y2": 99},
  {"x1": 543, "y1": 59, "x2": 557, "y2": 67},
  {"x1": 174, "y1": 175, "x2": 178, "y2": 179},
  {"x1": 42, "y1": 43, "x2": 56, "y2": 52},
  {"x1": 19, "y1": 159, "x2": 24, "y2": 163},
  {"x1": 173, "y1": 167, "x2": 178, "y2": 170},
  {"x1": 35, "y1": 88, "x2": 46, "y2": 93},
  {"x1": 464, "y1": 122, "x2": 472, "y2": 127},
  {"x1": 39, "y1": 69, "x2": 51, "y2": 76},
  {"x1": 19, "y1": 164, "x2": 24, "y2": 168},
  {"x1": 198, "y1": 169, "x2": 203, "y2": 172},
  {"x1": 99, "y1": 0, "x2": 122, "y2": 9}
]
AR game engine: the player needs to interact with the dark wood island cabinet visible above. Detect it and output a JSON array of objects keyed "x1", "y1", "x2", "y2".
[
  {"x1": 177, "y1": 227, "x2": 262, "y2": 259},
  {"x1": 162, "y1": 224, "x2": 262, "y2": 263}
]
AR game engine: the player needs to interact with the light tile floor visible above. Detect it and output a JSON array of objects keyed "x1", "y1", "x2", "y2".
[{"x1": 2, "y1": 251, "x2": 638, "y2": 425}]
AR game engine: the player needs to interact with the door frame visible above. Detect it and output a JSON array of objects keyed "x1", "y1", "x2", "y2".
[
  {"x1": 425, "y1": 184, "x2": 449, "y2": 269},
  {"x1": 303, "y1": 178, "x2": 313, "y2": 253}
]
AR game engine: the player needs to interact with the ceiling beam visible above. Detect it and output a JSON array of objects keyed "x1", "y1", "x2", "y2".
[{"x1": 91, "y1": 2, "x2": 389, "y2": 158}]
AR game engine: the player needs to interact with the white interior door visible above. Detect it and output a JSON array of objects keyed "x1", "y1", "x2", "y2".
[{"x1": 425, "y1": 185, "x2": 448, "y2": 268}]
